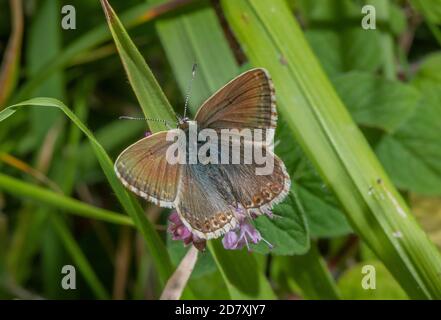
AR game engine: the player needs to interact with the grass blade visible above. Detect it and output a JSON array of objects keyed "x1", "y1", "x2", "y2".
[
  {"x1": 275, "y1": 243, "x2": 341, "y2": 300},
  {"x1": 50, "y1": 214, "x2": 109, "y2": 299},
  {"x1": 208, "y1": 240, "x2": 276, "y2": 299},
  {"x1": 0, "y1": 173, "x2": 133, "y2": 226}
]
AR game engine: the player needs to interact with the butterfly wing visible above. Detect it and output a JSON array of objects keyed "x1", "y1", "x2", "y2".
[
  {"x1": 175, "y1": 164, "x2": 239, "y2": 239},
  {"x1": 114, "y1": 131, "x2": 181, "y2": 208},
  {"x1": 219, "y1": 151, "x2": 291, "y2": 215},
  {"x1": 194, "y1": 68, "x2": 276, "y2": 130}
]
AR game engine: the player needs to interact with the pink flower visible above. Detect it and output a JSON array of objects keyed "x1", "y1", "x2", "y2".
[
  {"x1": 167, "y1": 211, "x2": 206, "y2": 251},
  {"x1": 167, "y1": 206, "x2": 273, "y2": 252},
  {"x1": 222, "y1": 207, "x2": 273, "y2": 251}
]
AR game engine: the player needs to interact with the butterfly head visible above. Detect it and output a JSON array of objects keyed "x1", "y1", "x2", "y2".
[{"x1": 177, "y1": 116, "x2": 191, "y2": 130}]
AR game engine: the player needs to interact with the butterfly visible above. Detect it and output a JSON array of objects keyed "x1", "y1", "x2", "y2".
[{"x1": 114, "y1": 68, "x2": 291, "y2": 240}]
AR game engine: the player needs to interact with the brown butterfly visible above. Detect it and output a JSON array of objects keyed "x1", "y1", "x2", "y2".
[{"x1": 114, "y1": 68, "x2": 290, "y2": 240}]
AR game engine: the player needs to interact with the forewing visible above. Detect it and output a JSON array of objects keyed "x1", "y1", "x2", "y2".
[
  {"x1": 194, "y1": 68, "x2": 277, "y2": 129},
  {"x1": 114, "y1": 131, "x2": 181, "y2": 207}
]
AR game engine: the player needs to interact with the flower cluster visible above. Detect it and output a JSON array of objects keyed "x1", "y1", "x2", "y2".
[
  {"x1": 167, "y1": 206, "x2": 273, "y2": 252},
  {"x1": 168, "y1": 211, "x2": 206, "y2": 251}
]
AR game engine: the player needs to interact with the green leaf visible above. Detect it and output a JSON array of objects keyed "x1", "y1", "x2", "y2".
[
  {"x1": 376, "y1": 95, "x2": 441, "y2": 195},
  {"x1": 332, "y1": 72, "x2": 420, "y2": 132},
  {"x1": 253, "y1": 191, "x2": 309, "y2": 255},
  {"x1": 297, "y1": 0, "x2": 382, "y2": 77},
  {"x1": 305, "y1": 29, "x2": 382, "y2": 77},
  {"x1": 413, "y1": 52, "x2": 441, "y2": 86},
  {"x1": 297, "y1": 185, "x2": 351, "y2": 237},
  {"x1": 338, "y1": 261, "x2": 408, "y2": 299},
  {"x1": 277, "y1": 116, "x2": 351, "y2": 238},
  {"x1": 376, "y1": 53, "x2": 441, "y2": 195}
]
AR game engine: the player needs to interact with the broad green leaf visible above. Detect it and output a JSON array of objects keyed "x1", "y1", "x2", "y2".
[
  {"x1": 389, "y1": 3, "x2": 407, "y2": 35},
  {"x1": 376, "y1": 53, "x2": 441, "y2": 195},
  {"x1": 277, "y1": 120, "x2": 351, "y2": 238},
  {"x1": 338, "y1": 261, "x2": 408, "y2": 300},
  {"x1": 187, "y1": 270, "x2": 230, "y2": 299},
  {"x1": 332, "y1": 72, "x2": 420, "y2": 132},
  {"x1": 305, "y1": 29, "x2": 382, "y2": 77},
  {"x1": 297, "y1": 185, "x2": 351, "y2": 237},
  {"x1": 253, "y1": 191, "x2": 309, "y2": 255},
  {"x1": 413, "y1": 52, "x2": 441, "y2": 86},
  {"x1": 376, "y1": 96, "x2": 441, "y2": 195},
  {"x1": 298, "y1": 0, "x2": 382, "y2": 77}
]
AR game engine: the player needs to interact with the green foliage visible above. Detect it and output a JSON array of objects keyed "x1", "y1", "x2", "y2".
[
  {"x1": 338, "y1": 261, "x2": 408, "y2": 300},
  {"x1": 1, "y1": 0, "x2": 441, "y2": 300}
]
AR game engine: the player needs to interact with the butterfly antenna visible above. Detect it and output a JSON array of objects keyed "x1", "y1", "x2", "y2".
[
  {"x1": 119, "y1": 116, "x2": 173, "y2": 129},
  {"x1": 183, "y1": 63, "x2": 197, "y2": 119}
]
